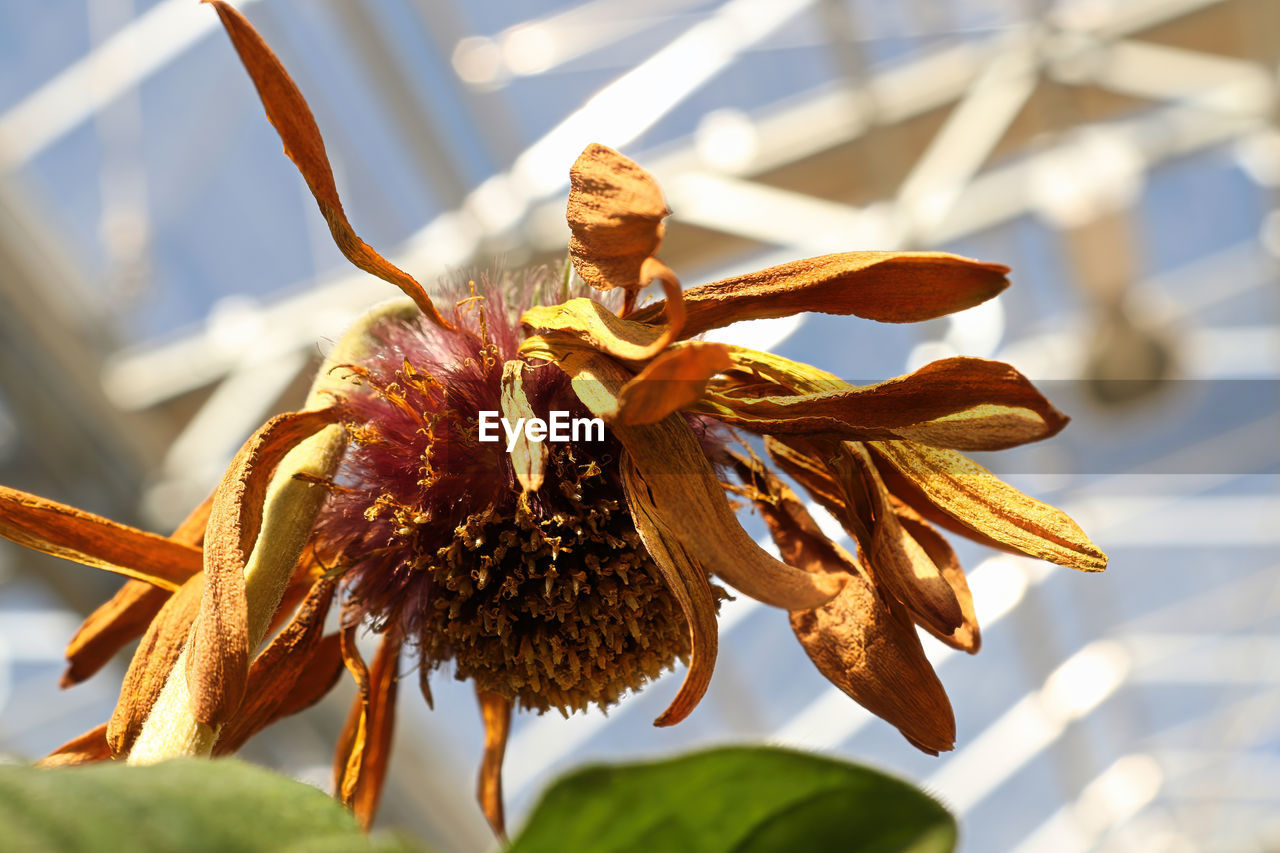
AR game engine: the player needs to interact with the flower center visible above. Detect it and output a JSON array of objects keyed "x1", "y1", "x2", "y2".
[{"x1": 312, "y1": 293, "x2": 699, "y2": 714}]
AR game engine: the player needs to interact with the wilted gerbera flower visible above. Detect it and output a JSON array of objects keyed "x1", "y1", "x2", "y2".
[{"x1": 0, "y1": 0, "x2": 1106, "y2": 838}]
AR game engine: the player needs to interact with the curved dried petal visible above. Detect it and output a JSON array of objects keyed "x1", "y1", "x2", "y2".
[
  {"x1": 334, "y1": 631, "x2": 401, "y2": 830},
  {"x1": 791, "y1": 573, "x2": 956, "y2": 754},
  {"x1": 870, "y1": 441, "x2": 1108, "y2": 571},
  {"x1": 274, "y1": 633, "x2": 344, "y2": 719},
  {"x1": 37, "y1": 722, "x2": 112, "y2": 768},
  {"x1": 567, "y1": 143, "x2": 669, "y2": 292},
  {"x1": 522, "y1": 298, "x2": 663, "y2": 363},
  {"x1": 214, "y1": 578, "x2": 338, "y2": 754},
  {"x1": 893, "y1": 498, "x2": 980, "y2": 653},
  {"x1": 729, "y1": 452, "x2": 860, "y2": 577},
  {"x1": 501, "y1": 360, "x2": 546, "y2": 493},
  {"x1": 334, "y1": 625, "x2": 370, "y2": 799},
  {"x1": 628, "y1": 251, "x2": 1009, "y2": 338},
  {"x1": 62, "y1": 494, "x2": 214, "y2": 687},
  {"x1": 764, "y1": 435, "x2": 846, "y2": 510},
  {"x1": 844, "y1": 444, "x2": 964, "y2": 638},
  {"x1": 622, "y1": 461, "x2": 719, "y2": 727},
  {"x1": 764, "y1": 437, "x2": 965, "y2": 636},
  {"x1": 188, "y1": 407, "x2": 342, "y2": 727},
  {"x1": 108, "y1": 573, "x2": 205, "y2": 757},
  {"x1": 61, "y1": 582, "x2": 170, "y2": 688},
  {"x1": 206, "y1": 1, "x2": 450, "y2": 328},
  {"x1": 615, "y1": 341, "x2": 732, "y2": 425},
  {"x1": 0, "y1": 486, "x2": 202, "y2": 590},
  {"x1": 561, "y1": 348, "x2": 842, "y2": 610},
  {"x1": 701, "y1": 357, "x2": 1069, "y2": 451},
  {"x1": 476, "y1": 688, "x2": 513, "y2": 839}
]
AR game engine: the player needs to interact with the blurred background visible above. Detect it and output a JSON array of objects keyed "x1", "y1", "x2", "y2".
[{"x1": 1, "y1": 0, "x2": 1278, "y2": 850}]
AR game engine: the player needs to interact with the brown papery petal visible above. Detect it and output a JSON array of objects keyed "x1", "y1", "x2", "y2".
[
  {"x1": 62, "y1": 493, "x2": 214, "y2": 687},
  {"x1": 791, "y1": 573, "x2": 956, "y2": 754},
  {"x1": 334, "y1": 632, "x2": 401, "y2": 830},
  {"x1": 767, "y1": 437, "x2": 961, "y2": 637},
  {"x1": 501, "y1": 360, "x2": 546, "y2": 493},
  {"x1": 206, "y1": 1, "x2": 450, "y2": 329},
  {"x1": 475, "y1": 688, "x2": 513, "y2": 839},
  {"x1": 273, "y1": 633, "x2": 344, "y2": 719},
  {"x1": 214, "y1": 578, "x2": 337, "y2": 754},
  {"x1": 562, "y1": 348, "x2": 842, "y2": 610},
  {"x1": 334, "y1": 625, "x2": 370, "y2": 804},
  {"x1": 763, "y1": 436, "x2": 847, "y2": 512},
  {"x1": 730, "y1": 452, "x2": 860, "y2": 577},
  {"x1": 893, "y1": 498, "x2": 980, "y2": 653},
  {"x1": 701, "y1": 357, "x2": 1068, "y2": 451},
  {"x1": 522, "y1": 298, "x2": 663, "y2": 363},
  {"x1": 870, "y1": 441, "x2": 1108, "y2": 571},
  {"x1": 622, "y1": 461, "x2": 719, "y2": 727},
  {"x1": 61, "y1": 582, "x2": 170, "y2": 688},
  {"x1": 567, "y1": 143, "x2": 669, "y2": 292},
  {"x1": 844, "y1": 445, "x2": 964, "y2": 638},
  {"x1": 0, "y1": 486, "x2": 202, "y2": 590},
  {"x1": 108, "y1": 573, "x2": 205, "y2": 757},
  {"x1": 736, "y1": 454, "x2": 955, "y2": 749},
  {"x1": 36, "y1": 722, "x2": 112, "y2": 768},
  {"x1": 188, "y1": 407, "x2": 342, "y2": 727},
  {"x1": 628, "y1": 252, "x2": 1009, "y2": 339},
  {"x1": 615, "y1": 341, "x2": 732, "y2": 425}
]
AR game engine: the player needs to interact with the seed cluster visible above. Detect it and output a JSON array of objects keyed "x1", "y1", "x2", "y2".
[{"x1": 413, "y1": 444, "x2": 692, "y2": 714}]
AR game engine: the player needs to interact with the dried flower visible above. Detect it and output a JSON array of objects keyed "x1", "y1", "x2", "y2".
[{"x1": 0, "y1": 0, "x2": 1105, "y2": 838}]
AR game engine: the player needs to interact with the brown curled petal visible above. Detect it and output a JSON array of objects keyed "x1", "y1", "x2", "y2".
[
  {"x1": 274, "y1": 632, "x2": 345, "y2": 719},
  {"x1": 764, "y1": 435, "x2": 846, "y2": 511},
  {"x1": 628, "y1": 252, "x2": 1010, "y2": 339},
  {"x1": 351, "y1": 634, "x2": 399, "y2": 830},
  {"x1": 622, "y1": 461, "x2": 719, "y2": 727},
  {"x1": 791, "y1": 572, "x2": 955, "y2": 754},
  {"x1": 893, "y1": 497, "x2": 980, "y2": 653},
  {"x1": 567, "y1": 143, "x2": 669, "y2": 292},
  {"x1": 188, "y1": 407, "x2": 342, "y2": 727},
  {"x1": 501, "y1": 360, "x2": 546, "y2": 493},
  {"x1": 0, "y1": 486, "x2": 202, "y2": 590},
  {"x1": 615, "y1": 341, "x2": 731, "y2": 425},
  {"x1": 417, "y1": 645, "x2": 434, "y2": 711},
  {"x1": 562, "y1": 348, "x2": 841, "y2": 610},
  {"x1": 108, "y1": 573, "x2": 205, "y2": 757},
  {"x1": 844, "y1": 445, "x2": 964, "y2": 638},
  {"x1": 475, "y1": 688, "x2": 513, "y2": 839},
  {"x1": 521, "y1": 298, "x2": 663, "y2": 364},
  {"x1": 37, "y1": 722, "x2": 112, "y2": 768},
  {"x1": 61, "y1": 582, "x2": 170, "y2": 688},
  {"x1": 635, "y1": 258, "x2": 686, "y2": 357},
  {"x1": 62, "y1": 494, "x2": 215, "y2": 688},
  {"x1": 334, "y1": 624, "x2": 371, "y2": 805},
  {"x1": 869, "y1": 441, "x2": 1108, "y2": 571},
  {"x1": 699, "y1": 357, "x2": 1070, "y2": 451},
  {"x1": 873, "y1": 450, "x2": 1025, "y2": 555},
  {"x1": 333, "y1": 633, "x2": 400, "y2": 830},
  {"x1": 728, "y1": 452, "x2": 859, "y2": 577},
  {"x1": 213, "y1": 578, "x2": 338, "y2": 755},
  {"x1": 205, "y1": 1, "x2": 450, "y2": 329}
]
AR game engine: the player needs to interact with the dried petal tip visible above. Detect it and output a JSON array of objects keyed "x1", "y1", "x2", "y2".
[
  {"x1": 476, "y1": 689, "x2": 513, "y2": 839},
  {"x1": 567, "y1": 143, "x2": 670, "y2": 292},
  {"x1": 205, "y1": 0, "x2": 451, "y2": 329},
  {"x1": 791, "y1": 575, "x2": 956, "y2": 754}
]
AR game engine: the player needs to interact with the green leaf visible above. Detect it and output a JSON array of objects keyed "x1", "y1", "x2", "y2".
[
  {"x1": 0, "y1": 758, "x2": 422, "y2": 853},
  {"x1": 511, "y1": 745, "x2": 956, "y2": 853}
]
